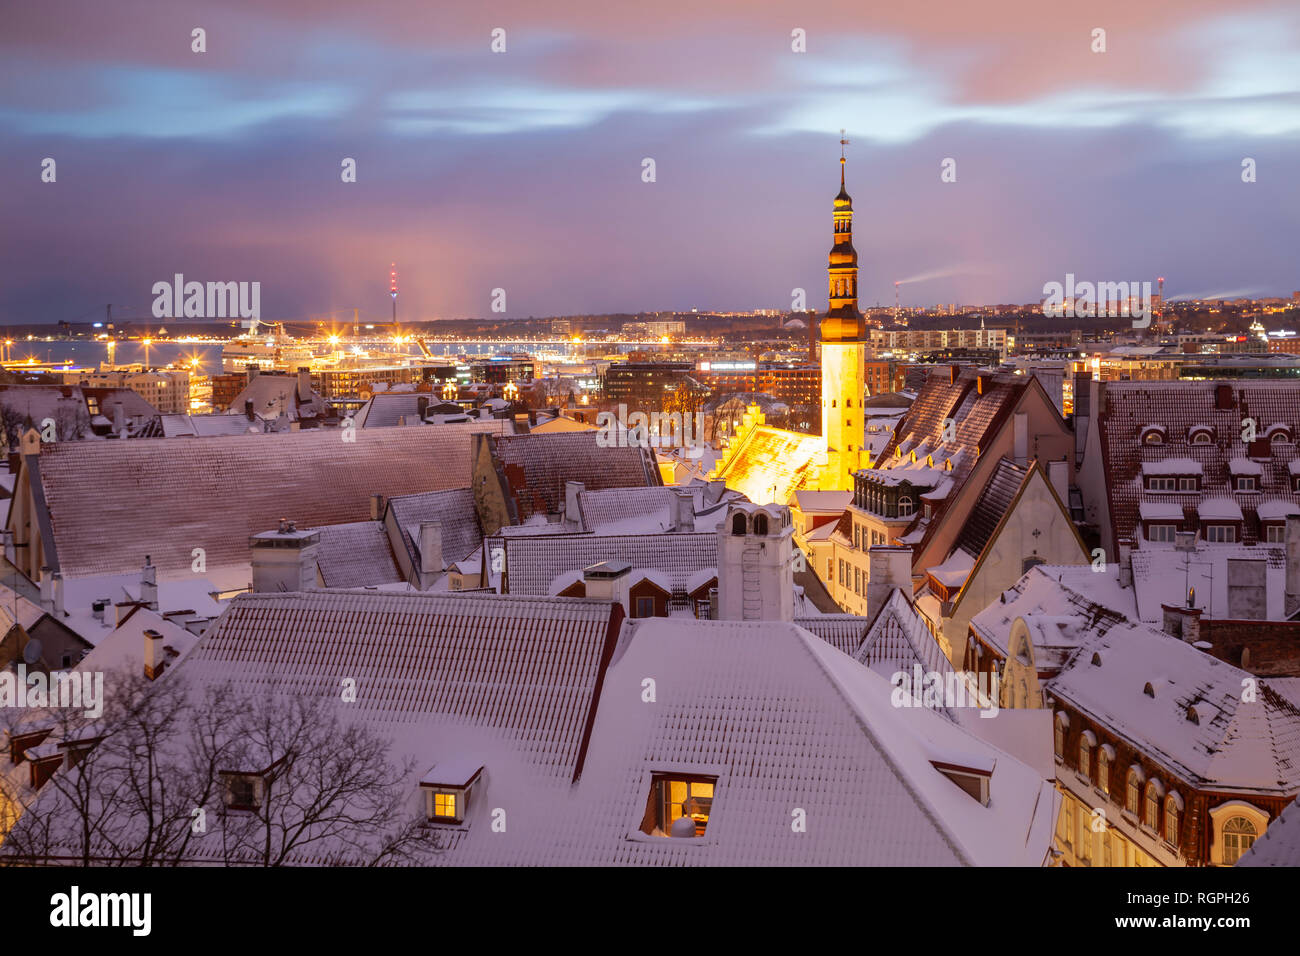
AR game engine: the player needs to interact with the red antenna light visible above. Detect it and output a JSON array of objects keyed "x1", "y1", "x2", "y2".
[{"x1": 389, "y1": 263, "x2": 398, "y2": 298}]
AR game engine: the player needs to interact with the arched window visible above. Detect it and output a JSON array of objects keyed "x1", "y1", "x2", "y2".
[
  {"x1": 753, "y1": 513, "x2": 769, "y2": 536},
  {"x1": 1164, "y1": 794, "x2": 1182, "y2": 846},
  {"x1": 1078, "y1": 735, "x2": 1092, "y2": 781},
  {"x1": 897, "y1": 496, "x2": 914, "y2": 517},
  {"x1": 1098, "y1": 746, "x2": 1113, "y2": 794},
  {"x1": 1192, "y1": 431, "x2": 1212, "y2": 445},
  {"x1": 1223, "y1": 817, "x2": 1257, "y2": 865},
  {"x1": 1054, "y1": 712, "x2": 1068, "y2": 758},
  {"x1": 731, "y1": 513, "x2": 747, "y2": 536},
  {"x1": 1126, "y1": 767, "x2": 1144, "y2": 815},
  {"x1": 1144, "y1": 780, "x2": 1164, "y2": 830}
]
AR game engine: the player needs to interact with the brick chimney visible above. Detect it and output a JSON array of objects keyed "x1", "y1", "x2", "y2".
[
  {"x1": 1286, "y1": 514, "x2": 1300, "y2": 619},
  {"x1": 140, "y1": 555, "x2": 158, "y2": 610},
  {"x1": 672, "y1": 489, "x2": 695, "y2": 532},
  {"x1": 417, "y1": 520, "x2": 443, "y2": 590},
  {"x1": 866, "y1": 546, "x2": 912, "y2": 623},
  {"x1": 296, "y1": 367, "x2": 312, "y2": 403},
  {"x1": 370, "y1": 493, "x2": 385, "y2": 521},
  {"x1": 1162, "y1": 603, "x2": 1202, "y2": 644},
  {"x1": 143, "y1": 628, "x2": 165, "y2": 680},
  {"x1": 564, "y1": 480, "x2": 585, "y2": 530}
]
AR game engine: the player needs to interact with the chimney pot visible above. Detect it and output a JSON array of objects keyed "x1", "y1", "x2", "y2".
[{"x1": 143, "y1": 628, "x2": 165, "y2": 680}]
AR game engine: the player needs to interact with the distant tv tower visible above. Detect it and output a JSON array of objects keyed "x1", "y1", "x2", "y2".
[
  {"x1": 1157, "y1": 276, "x2": 1166, "y2": 332},
  {"x1": 894, "y1": 281, "x2": 900, "y2": 323},
  {"x1": 389, "y1": 263, "x2": 398, "y2": 324}
]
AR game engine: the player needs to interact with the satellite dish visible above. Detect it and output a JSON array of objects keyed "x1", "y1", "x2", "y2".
[{"x1": 22, "y1": 638, "x2": 43, "y2": 665}]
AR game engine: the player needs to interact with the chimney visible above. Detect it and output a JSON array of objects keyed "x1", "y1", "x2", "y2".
[
  {"x1": 246, "y1": 363, "x2": 260, "y2": 384},
  {"x1": 949, "y1": 364, "x2": 959, "y2": 384},
  {"x1": 1013, "y1": 411, "x2": 1028, "y2": 467},
  {"x1": 672, "y1": 489, "x2": 695, "y2": 532},
  {"x1": 1286, "y1": 514, "x2": 1300, "y2": 618},
  {"x1": 1226, "y1": 556, "x2": 1267, "y2": 620},
  {"x1": 866, "y1": 545, "x2": 912, "y2": 623},
  {"x1": 244, "y1": 399, "x2": 255, "y2": 422},
  {"x1": 1047, "y1": 459, "x2": 1069, "y2": 505},
  {"x1": 143, "y1": 629, "x2": 165, "y2": 681},
  {"x1": 297, "y1": 367, "x2": 312, "y2": 402},
  {"x1": 417, "y1": 520, "x2": 443, "y2": 590},
  {"x1": 250, "y1": 525, "x2": 321, "y2": 592},
  {"x1": 583, "y1": 561, "x2": 631, "y2": 612},
  {"x1": 370, "y1": 493, "x2": 385, "y2": 521},
  {"x1": 564, "y1": 480, "x2": 585, "y2": 531},
  {"x1": 91, "y1": 598, "x2": 109, "y2": 624},
  {"x1": 140, "y1": 555, "x2": 158, "y2": 610},
  {"x1": 115, "y1": 601, "x2": 138, "y2": 627},
  {"x1": 716, "y1": 504, "x2": 795, "y2": 621},
  {"x1": 113, "y1": 402, "x2": 126, "y2": 438},
  {"x1": 1214, "y1": 383, "x2": 1233, "y2": 411},
  {"x1": 38, "y1": 566, "x2": 54, "y2": 612},
  {"x1": 1161, "y1": 603, "x2": 1202, "y2": 645},
  {"x1": 52, "y1": 571, "x2": 64, "y2": 617},
  {"x1": 417, "y1": 396, "x2": 429, "y2": 421},
  {"x1": 1118, "y1": 540, "x2": 1133, "y2": 588}
]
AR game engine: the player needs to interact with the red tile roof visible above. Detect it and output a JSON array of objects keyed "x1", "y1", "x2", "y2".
[
  {"x1": 492, "y1": 431, "x2": 661, "y2": 521},
  {"x1": 1098, "y1": 381, "x2": 1300, "y2": 550}
]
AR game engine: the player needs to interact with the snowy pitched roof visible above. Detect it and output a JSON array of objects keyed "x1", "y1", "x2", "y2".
[
  {"x1": 187, "y1": 590, "x2": 624, "y2": 782},
  {"x1": 384, "y1": 487, "x2": 483, "y2": 570},
  {"x1": 28, "y1": 420, "x2": 508, "y2": 578},
  {"x1": 1130, "y1": 545, "x2": 1289, "y2": 622},
  {"x1": 313, "y1": 521, "x2": 402, "y2": 588},
  {"x1": 854, "y1": 589, "x2": 954, "y2": 681},
  {"x1": 792, "y1": 490, "x2": 852, "y2": 514},
  {"x1": 494, "y1": 532, "x2": 717, "y2": 596},
  {"x1": 492, "y1": 431, "x2": 661, "y2": 521},
  {"x1": 576, "y1": 485, "x2": 741, "y2": 535},
  {"x1": 1050, "y1": 624, "x2": 1300, "y2": 794},
  {"x1": 711, "y1": 425, "x2": 826, "y2": 505},
  {"x1": 1237, "y1": 796, "x2": 1300, "y2": 866}
]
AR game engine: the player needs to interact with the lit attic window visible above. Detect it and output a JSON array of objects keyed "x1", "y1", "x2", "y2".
[
  {"x1": 642, "y1": 773, "x2": 717, "y2": 838},
  {"x1": 420, "y1": 760, "x2": 484, "y2": 825}
]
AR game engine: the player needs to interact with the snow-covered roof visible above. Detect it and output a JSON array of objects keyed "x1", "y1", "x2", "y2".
[
  {"x1": 1131, "y1": 545, "x2": 1289, "y2": 622},
  {"x1": 1197, "y1": 498, "x2": 1244, "y2": 521},
  {"x1": 1141, "y1": 458, "x2": 1203, "y2": 475},
  {"x1": 1139, "y1": 501, "x2": 1185, "y2": 521},
  {"x1": 1257, "y1": 499, "x2": 1300, "y2": 521},
  {"x1": 1050, "y1": 624, "x2": 1300, "y2": 793},
  {"x1": 313, "y1": 521, "x2": 402, "y2": 588},
  {"x1": 1228, "y1": 457, "x2": 1264, "y2": 476},
  {"x1": 791, "y1": 490, "x2": 852, "y2": 514}
]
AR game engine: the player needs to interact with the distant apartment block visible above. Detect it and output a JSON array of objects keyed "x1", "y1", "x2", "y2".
[{"x1": 63, "y1": 367, "x2": 190, "y2": 414}]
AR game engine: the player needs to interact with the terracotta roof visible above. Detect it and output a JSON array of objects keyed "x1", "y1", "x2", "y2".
[
  {"x1": 32, "y1": 420, "x2": 508, "y2": 578},
  {"x1": 1097, "y1": 380, "x2": 1300, "y2": 550},
  {"x1": 313, "y1": 521, "x2": 402, "y2": 588},
  {"x1": 493, "y1": 432, "x2": 661, "y2": 521}
]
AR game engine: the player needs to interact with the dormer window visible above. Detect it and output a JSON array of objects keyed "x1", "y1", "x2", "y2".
[
  {"x1": 1235, "y1": 476, "x2": 1258, "y2": 492},
  {"x1": 642, "y1": 772, "x2": 717, "y2": 838},
  {"x1": 931, "y1": 760, "x2": 992, "y2": 806},
  {"x1": 220, "y1": 770, "x2": 267, "y2": 811},
  {"x1": 420, "y1": 760, "x2": 484, "y2": 825},
  {"x1": 1188, "y1": 425, "x2": 1215, "y2": 445},
  {"x1": 1140, "y1": 425, "x2": 1166, "y2": 445}
]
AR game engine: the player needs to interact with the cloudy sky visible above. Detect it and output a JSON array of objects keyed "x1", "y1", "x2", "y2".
[{"x1": 2, "y1": 0, "x2": 1298, "y2": 324}]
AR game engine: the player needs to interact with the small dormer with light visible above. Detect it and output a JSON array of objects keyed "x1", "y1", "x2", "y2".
[{"x1": 420, "y1": 759, "x2": 484, "y2": 826}]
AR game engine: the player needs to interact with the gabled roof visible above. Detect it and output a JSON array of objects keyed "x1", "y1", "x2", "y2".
[
  {"x1": 29, "y1": 420, "x2": 509, "y2": 578},
  {"x1": 493, "y1": 432, "x2": 661, "y2": 521},
  {"x1": 354, "y1": 392, "x2": 437, "y2": 428},
  {"x1": 313, "y1": 521, "x2": 402, "y2": 588},
  {"x1": 1238, "y1": 796, "x2": 1300, "y2": 866},
  {"x1": 494, "y1": 532, "x2": 717, "y2": 596},
  {"x1": 856, "y1": 589, "x2": 954, "y2": 680},
  {"x1": 186, "y1": 590, "x2": 624, "y2": 782},
  {"x1": 576, "y1": 484, "x2": 741, "y2": 535},
  {"x1": 385, "y1": 487, "x2": 483, "y2": 570},
  {"x1": 711, "y1": 425, "x2": 825, "y2": 505},
  {"x1": 1051, "y1": 621, "x2": 1300, "y2": 794}
]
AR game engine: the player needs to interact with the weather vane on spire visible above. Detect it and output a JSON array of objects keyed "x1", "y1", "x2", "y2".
[{"x1": 839, "y1": 129, "x2": 849, "y2": 184}]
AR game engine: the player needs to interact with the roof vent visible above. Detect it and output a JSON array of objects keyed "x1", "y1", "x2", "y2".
[
  {"x1": 1091, "y1": 652, "x2": 1102, "y2": 666},
  {"x1": 1186, "y1": 705, "x2": 1200, "y2": 725},
  {"x1": 1143, "y1": 682, "x2": 1156, "y2": 698}
]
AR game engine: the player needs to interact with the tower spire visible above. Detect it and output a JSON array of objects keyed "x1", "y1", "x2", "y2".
[{"x1": 839, "y1": 129, "x2": 848, "y2": 186}]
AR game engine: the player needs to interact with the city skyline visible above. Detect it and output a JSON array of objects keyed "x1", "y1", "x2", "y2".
[{"x1": 2, "y1": 0, "x2": 1298, "y2": 323}]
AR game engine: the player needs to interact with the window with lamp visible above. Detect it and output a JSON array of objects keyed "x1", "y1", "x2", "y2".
[{"x1": 641, "y1": 773, "x2": 717, "y2": 838}]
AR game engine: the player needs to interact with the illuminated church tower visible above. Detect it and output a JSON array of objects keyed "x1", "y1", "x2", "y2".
[{"x1": 820, "y1": 135, "x2": 869, "y2": 491}]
